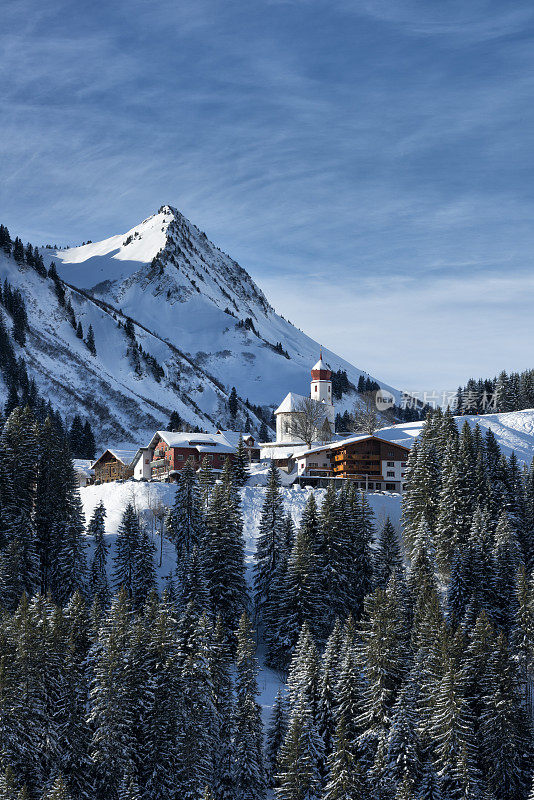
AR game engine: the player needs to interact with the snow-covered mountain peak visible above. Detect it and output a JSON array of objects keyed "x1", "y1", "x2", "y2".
[
  {"x1": 42, "y1": 204, "x2": 403, "y2": 420},
  {"x1": 54, "y1": 205, "x2": 271, "y2": 320}
]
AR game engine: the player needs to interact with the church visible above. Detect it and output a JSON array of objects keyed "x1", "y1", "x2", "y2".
[{"x1": 273, "y1": 354, "x2": 336, "y2": 444}]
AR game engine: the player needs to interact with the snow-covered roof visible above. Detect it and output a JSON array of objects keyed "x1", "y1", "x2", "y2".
[
  {"x1": 260, "y1": 444, "x2": 309, "y2": 461},
  {"x1": 295, "y1": 434, "x2": 411, "y2": 459},
  {"x1": 73, "y1": 459, "x2": 94, "y2": 477},
  {"x1": 217, "y1": 430, "x2": 256, "y2": 448},
  {"x1": 275, "y1": 392, "x2": 313, "y2": 415},
  {"x1": 148, "y1": 430, "x2": 235, "y2": 454},
  {"x1": 312, "y1": 356, "x2": 328, "y2": 371},
  {"x1": 92, "y1": 449, "x2": 137, "y2": 468}
]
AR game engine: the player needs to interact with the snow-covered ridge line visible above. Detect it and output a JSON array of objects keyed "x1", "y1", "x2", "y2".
[{"x1": 53, "y1": 204, "x2": 402, "y2": 413}]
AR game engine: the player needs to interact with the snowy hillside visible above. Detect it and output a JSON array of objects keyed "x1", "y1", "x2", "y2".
[
  {"x1": 376, "y1": 408, "x2": 534, "y2": 464},
  {"x1": 0, "y1": 249, "x2": 268, "y2": 445},
  {"x1": 79, "y1": 480, "x2": 403, "y2": 585},
  {"x1": 52, "y1": 205, "x2": 401, "y2": 413}
]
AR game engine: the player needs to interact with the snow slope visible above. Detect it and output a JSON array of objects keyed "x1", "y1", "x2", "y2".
[
  {"x1": 52, "y1": 205, "x2": 401, "y2": 413},
  {"x1": 0, "y1": 251, "x2": 265, "y2": 445},
  {"x1": 376, "y1": 408, "x2": 534, "y2": 465},
  {"x1": 80, "y1": 479, "x2": 402, "y2": 586}
]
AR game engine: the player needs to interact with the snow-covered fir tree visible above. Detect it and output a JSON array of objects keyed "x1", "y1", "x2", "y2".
[
  {"x1": 88, "y1": 501, "x2": 110, "y2": 607},
  {"x1": 253, "y1": 461, "x2": 287, "y2": 621}
]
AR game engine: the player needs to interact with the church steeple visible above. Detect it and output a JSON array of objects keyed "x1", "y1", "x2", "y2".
[
  {"x1": 311, "y1": 350, "x2": 332, "y2": 382},
  {"x1": 311, "y1": 352, "x2": 332, "y2": 404}
]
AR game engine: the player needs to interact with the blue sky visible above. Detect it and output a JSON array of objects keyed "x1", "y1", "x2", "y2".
[{"x1": 2, "y1": 0, "x2": 534, "y2": 392}]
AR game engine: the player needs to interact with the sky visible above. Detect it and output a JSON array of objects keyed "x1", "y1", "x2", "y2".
[{"x1": 1, "y1": 0, "x2": 534, "y2": 393}]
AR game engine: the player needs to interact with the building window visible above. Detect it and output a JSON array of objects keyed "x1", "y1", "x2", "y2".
[
  {"x1": 387, "y1": 461, "x2": 394, "y2": 467},
  {"x1": 387, "y1": 471, "x2": 395, "y2": 477},
  {"x1": 314, "y1": 386, "x2": 317, "y2": 391},
  {"x1": 386, "y1": 483, "x2": 396, "y2": 490}
]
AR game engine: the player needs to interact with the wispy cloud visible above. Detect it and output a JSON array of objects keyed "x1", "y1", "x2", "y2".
[{"x1": 1, "y1": 0, "x2": 533, "y2": 389}]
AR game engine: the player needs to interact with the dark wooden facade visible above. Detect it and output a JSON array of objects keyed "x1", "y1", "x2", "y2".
[
  {"x1": 331, "y1": 438, "x2": 409, "y2": 483},
  {"x1": 93, "y1": 451, "x2": 134, "y2": 483}
]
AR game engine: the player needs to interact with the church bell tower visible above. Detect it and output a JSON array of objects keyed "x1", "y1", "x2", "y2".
[{"x1": 310, "y1": 350, "x2": 333, "y2": 406}]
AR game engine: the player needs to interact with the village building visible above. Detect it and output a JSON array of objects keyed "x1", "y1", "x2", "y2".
[
  {"x1": 92, "y1": 449, "x2": 136, "y2": 483},
  {"x1": 146, "y1": 431, "x2": 236, "y2": 481},
  {"x1": 131, "y1": 447, "x2": 153, "y2": 481},
  {"x1": 295, "y1": 434, "x2": 410, "y2": 492}
]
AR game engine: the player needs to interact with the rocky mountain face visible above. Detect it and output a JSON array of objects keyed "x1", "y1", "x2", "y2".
[{"x1": 0, "y1": 206, "x2": 399, "y2": 447}]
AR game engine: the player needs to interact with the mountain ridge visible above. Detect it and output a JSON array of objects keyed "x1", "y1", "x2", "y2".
[{"x1": 0, "y1": 205, "x2": 405, "y2": 448}]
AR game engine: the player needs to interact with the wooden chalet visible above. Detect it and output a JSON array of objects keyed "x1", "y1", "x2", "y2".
[
  {"x1": 295, "y1": 435, "x2": 410, "y2": 492},
  {"x1": 92, "y1": 449, "x2": 136, "y2": 483}
]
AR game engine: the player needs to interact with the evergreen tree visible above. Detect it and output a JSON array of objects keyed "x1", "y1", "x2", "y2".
[
  {"x1": 275, "y1": 700, "x2": 322, "y2": 800},
  {"x1": 228, "y1": 387, "x2": 238, "y2": 419},
  {"x1": 42, "y1": 776, "x2": 71, "y2": 800},
  {"x1": 81, "y1": 421, "x2": 96, "y2": 460},
  {"x1": 85, "y1": 325, "x2": 96, "y2": 356},
  {"x1": 180, "y1": 545, "x2": 210, "y2": 614},
  {"x1": 68, "y1": 416, "x2": 84, "y2": 457},
  {"x1": 266, "y1": 689, "x2": 289, "y2": 786},
  {"x1": 210, "y1": 615, "x2": 235, "y2": 800},
  {"x1": 233, "y1": 436, "x2": 250, "y2": 486},
  {"x1": 349, "y1": 487, "x2": 375, "y2": 616},
  {"x1": 317, "y1": 618, "x2": 344, "y2": 761},
  {"x1": 0, "y1": 407, "x2": 39, "y2": 605},
  {"x1": 112, "y1": 504, "x2": 141, "y2": 598},
  {"x1": 167, "y1": 410, "x2": 182, "y2": 430},
  {"x1": 198, "y1": 456, "x2": 215, "y2": 512},
  {"x1": 54, "y1": 483, "x2": 88, "y2": 605},
  {"x1": 358, "y1": 584, "x2": 410, "y2": 758},
  {"x1": 316, "y1": 484, "x2": 351, "y2": 630},
  {"x1": 132, "y1": 525, "x2": 156, "y2": 610},
  {"x1": 266, "y1": 497, "x2": 324, "y2": 669},
  {"x1": 234, "y1": 613, "x2": 266, "y2": 800},
  {"x1": 322, "y1": 719, "x2": 365, "y2": 800},
  {"x1": 428, "y1": 661, "x2": 477, "y2": 799},
  {"x1": 402, "y1": 437, "x2": 440, "y2": 553},
  {"x1": 12, "y1": 239, "x2": 24, "y2": 264},
  {"x1": 88, "y1": 590, "x2": 139, "y2": 800},
  {"x1": 254, "y1": 461, "x2": 287, "y2": 620},
  {"x1": 117, "y1": 773, "x2": 141, "y2": 800},
  {"x1": 140, "y1": 594, "x2": 182, "y2": 800},
  {"x1": 204, "y1": 475, "x2": 248, "y2": 639},
  {"x1": 177, "y1": 613, "x2": 217, "y2": 799},
  {"x1": 166, "y1": 459, "x2": 205, "y2": 567},
  {"x1": 386, "y1": 687, "x2": 421, "y2": 788},
  {"x1": 34, "y1": 417, "x2": 65, "y2": 595},
  {"x1": 375, "y1": 517, "x2": 403, "y2": 588},
  {"x1": 479, "y1": 633, "x2": 531, "y2": 800},
  {"x1": 286, "y1": 623, "x2": 321, "y2": 725},
  {"x1": 492, "y1": 511, "x2": 522, "y2": 634}
]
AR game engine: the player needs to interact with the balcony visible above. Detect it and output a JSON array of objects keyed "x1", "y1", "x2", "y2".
[{"x1": 150, "y1": 457, "x2": 169, "y2": 467}]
